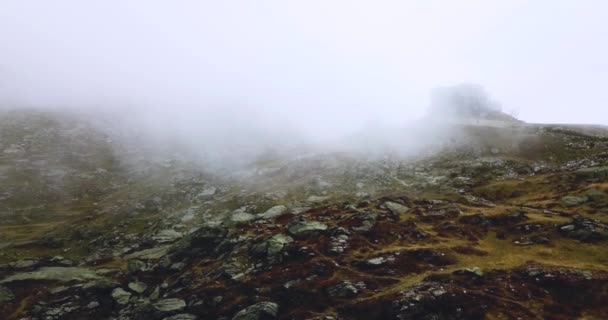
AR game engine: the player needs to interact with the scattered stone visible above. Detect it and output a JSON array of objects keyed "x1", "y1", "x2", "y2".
[
  {"x1": 153, "y1": 229, "x2": 184, "y2": 243},
  {"x1": 560, "y1": 195, "x2": 588, "y2": 207},
  {"x1": 306, "y1": 195, "x2": 330, "y2": 204},
  {"x1": 575, "y1": 167, "x2": 608, "y2": 181},
  {"x1": 153, "y1": 298, "x2": 186, "y2": 312},
  {"x1": 10, "y1": 258, "x2": 39, "y2": 269},
  {"x1": 112, "y1": 288, "x2": 132, "y2": 305},
  {"x1": 351, "y1": 212, "x2": 377, "y2": 232},
  {"x1": 128, "y1": 259, "x2": 147, "y2": 273},
  {"x1": 327, "y1": 281, "x2": 359, "y2": 298},
  {"x1": 257, "y1": 205, "x2": 288, "y2": 220},
  {"x1": 0, "y1": 285, "x2": 14, "y2": 303},
  {"x1": 252, "y1": 234, "x2": 293, "y2": 264},
  {"x1": 128, "y1": 281, "x2": 147, "y2": 294},
  {"x1": 232, "y1": 301, "x2": 279, "y2": 320},
  {"x1": 86, "y1": 301, "x2": 100, "y2": 309},
  {"x1": 288, "y1": 220, "x2": 328, "y2": 237},
  {"x1": 163, "y1": 314, "x2": 197, "y2": 320},
  {"x1": 197, "y1": 187, "x2": 217, "y2": 200},
  {"x1": 464, "y1": 267, "x2": 484, "y2": 277},
  {"x1": 0, "y1": 267, "x2": 101, "y2": 283},
  {"x1": 384, "y1": 201, "x2": 410, "y2": 214}
]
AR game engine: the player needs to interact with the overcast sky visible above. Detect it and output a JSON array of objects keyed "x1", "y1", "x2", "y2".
[{"x1": 1, "y1": 0, "x2": 607, "y2": 131}]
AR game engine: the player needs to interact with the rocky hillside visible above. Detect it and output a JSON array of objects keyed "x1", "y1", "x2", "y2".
[{"x1": 1, "y1": 111, "x2": 608, "y2": 320}]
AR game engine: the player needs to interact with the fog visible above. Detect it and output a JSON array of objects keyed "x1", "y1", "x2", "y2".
[{"x1": 1, "y1": 1, "x2": 607, "y2": 166}]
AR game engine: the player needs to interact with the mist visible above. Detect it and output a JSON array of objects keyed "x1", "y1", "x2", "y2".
[{"x1": 1, "y1": 1, "x2": 607, "y2": 168}]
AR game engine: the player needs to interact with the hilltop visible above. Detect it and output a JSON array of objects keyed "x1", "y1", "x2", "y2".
[{"x1": 1, "y1": 110, "x2": 608, "y2": 320}]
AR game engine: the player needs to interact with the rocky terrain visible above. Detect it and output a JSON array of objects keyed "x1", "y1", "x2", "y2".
[{"x1": 1, "y1": 110, "x2": 608, "y2": 320}]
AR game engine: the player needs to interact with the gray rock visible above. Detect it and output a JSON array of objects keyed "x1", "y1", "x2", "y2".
[
  {"x1": 464, "y1": 267, "x2": 483, "y2": 277},
  {"x1": 257, "y1": 205, "x2": 288, "y2": 220},
  {"x1": 128, "y1": 281, "x2": 147, "y2": 294},
  {"x1": 0, "y1": 267, "x2": 101, "y2": 283},
  {"x1": 128, "y1": 259, "x2": 146, "y2": 273},
  {"x1": 327, "y1": 281, "x2": 359, "y2": 298},
  {"x1": 112, "y1": 288, "x2": 132, "y2": 305},
  {"x1": 288, "y1": 221, "x2": 328, "y2": 236},
  {"x1": 231, "y1": 211, "x2": 256, "y2": 223},
  {"x1": 153, "y1": 298, "x2": 186, "y2": 312},
  {"x1": 152, "y1": 229, "x2": 183, "y2": 243},
  {"x1": 575, "y1": 167, "x2": 608, "y2": 181},
  {"x1": 0, "y1": 285, "x2": 14, "y2": 303},
  {"x1": 86, "y1": 301, "x2": 100, "y2": 309},
  {"x1": 197, "y1": 187, "x2": 217, "y2": 200},
  {"x1": 252, "y1": 234, "x2": 293, "y2": 264},
  {"x1": 163, "y1": 314, "x2": 197, "y2": 320},
  {"x1": 560, "y1": 195, "x2": 588, "y2": 207},
  {"x1": 124, "y1": 245, "x2": 171, "y2": 260},
  {"x1": 384, "y1": 201, "x2": 410, "y2": 214},
  {"x1": 306, "y1": 195, "x2": 330, "y2": 204},
  {"x1": 10, "y1": 258, "x2": 39, "y2": 269},
  {"x1": 232, "y1": 301, "x2": 279, "y2": 320}
]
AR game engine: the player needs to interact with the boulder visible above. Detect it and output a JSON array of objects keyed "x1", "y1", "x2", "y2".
[{"x1": 152, "y1": 229, "x2": 184, "y2": 243}]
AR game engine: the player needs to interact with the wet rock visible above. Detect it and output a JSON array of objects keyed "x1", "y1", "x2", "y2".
[
  {"x1": 153, "y1": 229, "x2": 184, "y2": 243},
  {"x1": 112, "y1": 287, "x2": 132, "y2": 305},
  {"x1": 153, "y1": 298, "x2": 186, "y2": 312},
  {"x1": 0, "y1": 285, "x2": 14, "y2": 303},
  {"x1": 128, "y1": 281, "x2": 148, "y2": 294},
  {"x1": 163, "y1": 314, "x2": 197, "y2": 320},
  {"x1": 288, "y1": 220, "x2": 328, "y2": 237},
  {"x1": 0, "y1": 267, "x2": 101, "y2": 283},
  {"x1": 257, "y1": 205, "x2": 288, "y2": 220},
  {"x1": 327, "y1": 281, "x2": 359, "y2": 298},
  {"x1": 232, "y1": 301, "x2": 279, "y2": 320},
  {"x1": 384, "y1": 201, "x2": 410, "y2": 214}
]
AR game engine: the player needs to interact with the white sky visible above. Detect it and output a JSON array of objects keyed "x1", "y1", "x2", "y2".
[{"x1": 1, "y1": 0, "x2": 607, "y2": 129}]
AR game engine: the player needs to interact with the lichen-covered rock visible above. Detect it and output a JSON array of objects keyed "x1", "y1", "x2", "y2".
[{"x1": 232, "y1": 301, "x2": 279, "y2": 320}]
